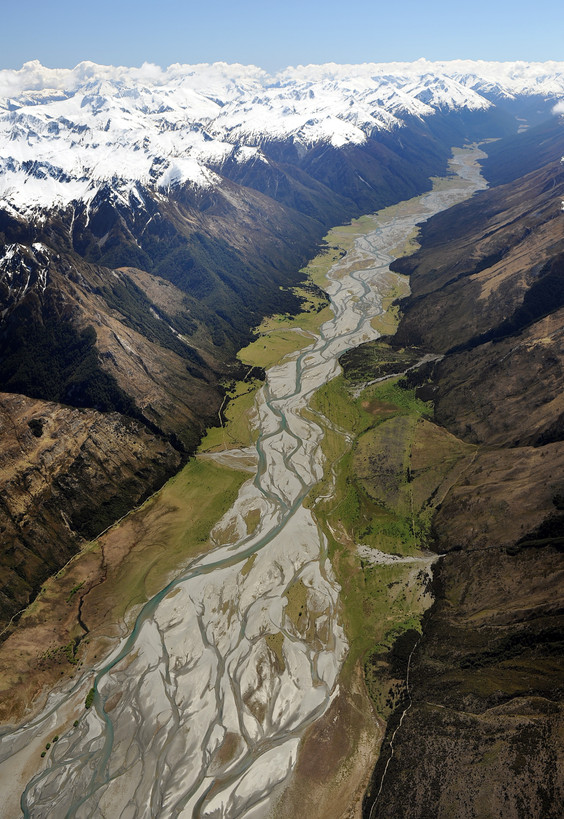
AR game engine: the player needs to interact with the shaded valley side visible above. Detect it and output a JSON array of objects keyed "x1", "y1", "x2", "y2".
[{"x1": 363, "y1": 129, "x2": 564, "y2": 819}]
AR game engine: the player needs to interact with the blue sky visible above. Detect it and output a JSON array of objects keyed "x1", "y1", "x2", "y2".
[{"x1": 3, "y1": 0, "x2": 562, "y2": 71}]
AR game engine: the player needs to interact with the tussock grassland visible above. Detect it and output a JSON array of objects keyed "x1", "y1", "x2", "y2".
[
  {"x1": 199, "y1": 377, "x2": 262, "y2": 452},
  {"x1": 307, "y1": 370, "x2": 473, "y2": 716},
  {"x1": 0, "y1": 457, "x2": 248, "y2": 722}
]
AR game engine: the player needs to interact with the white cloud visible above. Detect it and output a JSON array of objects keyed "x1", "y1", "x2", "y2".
[
  {"x1": 0, "y1": 60, "x2": 268, "y2": 99},
  {"x1": 553, "y1": 100, "x2": 564, "y2": 115},
  {"x1": 1, "y1": 59, "x2": 563, "y2": 214}
]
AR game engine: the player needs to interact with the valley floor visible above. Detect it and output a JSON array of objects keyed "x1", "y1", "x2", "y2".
[{"x1": 0, "y1": 146, "x2": 508, "y2": 818}]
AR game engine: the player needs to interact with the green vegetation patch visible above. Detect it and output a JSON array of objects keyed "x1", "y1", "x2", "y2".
[
  {"x1": 300, "y1": 245, "x2": 345, "y2": 291},
  {"x1": 265, "y1": 632, "x2": 286, "y2": 672},
  {"x1": 238, "y1": 329, "x2": 313, "y2": 370},
  {"x1": 212, "y1": 518, "x2": 239, "y2": 547},
  {"x1": 353, "y1": 415, "x2": 422, "y2": 553},
  {"x1": 307, "y1": 375, "x2": 433, "y2": 543},
  {"x1": 66, "y1": 582, "x2": 85, "y2": 604},
  {"x1": 199, "y1": 377, "x2": 262, "y2": 452},
  {"x1": 363, "y1": 378, "x2": 433, "y2": 418},
  {"x1": 307, "y1": 370, "x2": 472, "y2": 715},
  {"x1": 308, "y1": 375, "x2": 372, "y2": 437},
  {"x1": 302, "y1": 216, "x2": 381, "y2": 292},
  {"x1": 379, "y1": 275, "x2": 411, "y2": 319},
  {"x1": 73, "y1": 457, "x2": 249, "y2": 632},
  {"x1": 115, "y1": 459, "x2": 247, "y2": 615},
  {"x1": 308, "y1": 375, "x2": 454, "y2": 558},
  {"x1": 348, "y1": 560, "x2": 426, "y2": 697},
  {"x1": 38, "y1": 639, "x2": 80, "y2": 668},
  {"x1": 237, "y1": 279, "x2": 331, "y2": 371},
  {"x1": 160, "y1": 459, "x2": 247, "y2": 547},
  {"x1": 261, "y1": 283, "x2": 331, "y2": 334},
  {"x1": 284, "y1": 579, "x2": 309, "y2": 631}
]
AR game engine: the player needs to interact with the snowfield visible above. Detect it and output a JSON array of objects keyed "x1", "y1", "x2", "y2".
[{"x1": 0, "y1": 59, "x2": 563, "y2": 214}]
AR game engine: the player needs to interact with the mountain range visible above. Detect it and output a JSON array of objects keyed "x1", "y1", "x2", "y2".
[
  {"x1": 2, "y1": 59, "x2": 563, "y2": 216},
  {"x1": 0, "y1": 58, "x2": 563, "y2": 817},
  {"x1": 5, "y1": 59, "x2": 562, "y2": 625}
]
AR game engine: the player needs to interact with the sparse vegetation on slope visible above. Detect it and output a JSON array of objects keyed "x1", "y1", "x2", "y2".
[
  {"x1": 364, "y1": 141, "x2": 564, "y2": 819},
  {"x1": 0, "y1": 456, "x2": 248, "y2": 722}
]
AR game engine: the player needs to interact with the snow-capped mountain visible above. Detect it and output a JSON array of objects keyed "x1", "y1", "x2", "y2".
[
  {"x1": 1, "y1": 59, "x2": 563, "y2": 215},
  {"x1": 1, "y1": 56, "x2": 563, "y2": 647}
]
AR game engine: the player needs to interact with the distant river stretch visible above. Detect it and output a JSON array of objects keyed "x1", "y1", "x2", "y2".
[{"x1": 0, "y1": 147, "x2": 486, "y2": 818}]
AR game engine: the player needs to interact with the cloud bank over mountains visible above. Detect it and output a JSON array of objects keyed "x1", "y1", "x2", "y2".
[{"x1": 1, "y1": 59, "x2": 563, "y2": 214}]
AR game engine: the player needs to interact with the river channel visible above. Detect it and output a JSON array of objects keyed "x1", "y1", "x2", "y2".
[{"x1": 0, "y1": 146, "x2": 487, "y2": 818}]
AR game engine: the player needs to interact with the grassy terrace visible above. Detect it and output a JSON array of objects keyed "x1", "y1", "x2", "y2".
[
  {"x1": 237, "y1": 283, "x2": 332, "y2": 370},
  {"x1": 199, "y1": 376, "x2": 263, "y2": 452},
  {"x1": 0, "y1": 456, "x2": 249, "y2": 722},
  {"x1": 305, "y1": 335, "x2": 476, "y2": 714},
  {"x1": 84, "y1": 458, "x2": 248, "y2": 621}
]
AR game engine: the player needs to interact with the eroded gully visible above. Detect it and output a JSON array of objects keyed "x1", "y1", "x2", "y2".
[{"x1": 0, "y1": 146, "x2": 487, "y2": 819}]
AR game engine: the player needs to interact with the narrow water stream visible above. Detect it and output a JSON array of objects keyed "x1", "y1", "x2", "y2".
[{"x1": 0, "y1": 147, "x2": 487, "y2": 819}]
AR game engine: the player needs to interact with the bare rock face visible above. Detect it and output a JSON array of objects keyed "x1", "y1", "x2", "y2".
[{"x1": 0, "y1": 392, "x2": 181, "y2": 630}]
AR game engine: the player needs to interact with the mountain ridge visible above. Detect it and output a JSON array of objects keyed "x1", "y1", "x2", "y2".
[
  {"x1": 361, "y1": 134, "x2": 564, "y2": 819},
  {"x1": 1, "y1": 59, "x2": 563, "y2": 215}
]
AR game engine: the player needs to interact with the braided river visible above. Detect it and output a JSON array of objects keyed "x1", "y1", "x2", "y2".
[{"x1": 0, "y1": 146, "x2": 486, "y2": 818}]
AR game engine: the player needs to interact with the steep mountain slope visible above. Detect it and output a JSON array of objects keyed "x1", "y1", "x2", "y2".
[
  {"x1": 393, "y1": 155, "x2": 564, "y2": 363},
  {"x1": 1, "y1": 60, "x2": 563, "y2": 631},
  {"x1": 479, "y1": 114, "x2": 564, "y2": 185},
  {"x1": 363, "y1": 130, "x2": 564, "y2": 819},
  {"x1": 0, "y1": 180, "x2": 324, "y2": 628},
  {"x1": 0, "y1": 392, "x2": 182, "y2": 626}
]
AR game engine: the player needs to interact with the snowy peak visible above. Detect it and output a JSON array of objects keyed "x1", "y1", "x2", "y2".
[
  {"x1": 0, "y1": 59, "x2": 563, "y2": 214},
  {"x1": 0, "y1": 241, "x2": 52, "y2": 316}
]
